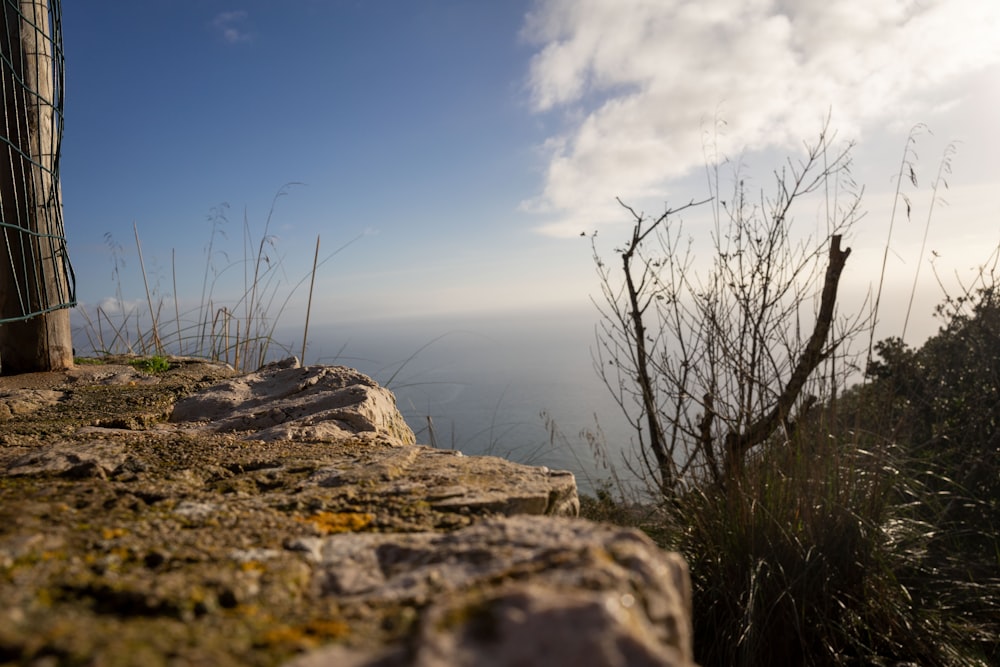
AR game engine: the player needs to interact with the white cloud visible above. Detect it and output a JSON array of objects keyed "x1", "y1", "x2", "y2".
[
  {"x1": 522, "y1": 0, "x2": 1000, "y2": 236},
  {"x1": 212, "y1": 10, "x2": 252, "y2": 44}
]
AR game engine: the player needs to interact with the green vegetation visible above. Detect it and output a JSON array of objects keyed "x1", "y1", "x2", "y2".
[
  {"x1": 128, "y1": 355, "x2": 171, "y2": 374},
  {"x1": 584, "y1": 126, "x2": 999, "y2": 666},
  {"x1": 662, "y1": 286, "x2": 999, "y2": 666},
  {"x1": 585, "y1": 278, "x2": 1000, "y2": 667}
]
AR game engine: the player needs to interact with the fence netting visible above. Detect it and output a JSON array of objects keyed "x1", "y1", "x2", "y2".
[{"x1": 0, "y1": 0, "x2": 75, "y2": 324}]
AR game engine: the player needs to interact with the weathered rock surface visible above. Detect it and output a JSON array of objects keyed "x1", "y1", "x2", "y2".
[
  {"x1": 0, "y1": 357, "x2": 694, "y2": 666},
  {"x1": 169, "y1": 362, "x2": 415, "y2": 445}
]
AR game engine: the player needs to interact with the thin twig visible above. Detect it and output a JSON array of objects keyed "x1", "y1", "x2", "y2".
[{"x1": 301, "y1": 234, "x2": 320, "y2": 364}]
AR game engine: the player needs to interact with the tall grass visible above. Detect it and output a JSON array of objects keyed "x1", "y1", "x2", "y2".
[
  {"x1": 75, "y1": 186, "x2": 361, "y2": 372},
  {"x1": 868, "y1": 123, "x2": 924, "y2": 365},
  {"x1": 582, "y1": 402, "x2": 991, "y2": 665},
  {"x1": 674, "y1": 433, "x2": 974, "y2": 665}
]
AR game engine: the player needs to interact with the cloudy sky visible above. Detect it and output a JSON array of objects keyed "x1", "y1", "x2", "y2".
[{"x1": 61, "y1": 0, "x2": 999, "y2": 344}]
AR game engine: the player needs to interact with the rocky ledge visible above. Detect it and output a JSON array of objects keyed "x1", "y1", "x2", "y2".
[{"x1": 0, "y1": 357, "x2": 694, "y2": 666}]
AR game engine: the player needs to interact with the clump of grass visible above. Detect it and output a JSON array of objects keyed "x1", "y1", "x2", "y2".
[
  {"x1": 667, "y1": 435, "x2": 971, "y2": 666},
  {"x1": 75, "y1": 186, "x2": 361, "y2": 373},
  {"x1": 128, "y1": 356, "x2": 170, "y2": 374},
  {"x1": 578, "y1": 422, "x2": 983, "y2": 666}
]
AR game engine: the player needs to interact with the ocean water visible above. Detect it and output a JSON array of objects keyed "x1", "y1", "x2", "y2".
[{"x1": 296, "y1": 308, "x2": 640, "y2": 495}]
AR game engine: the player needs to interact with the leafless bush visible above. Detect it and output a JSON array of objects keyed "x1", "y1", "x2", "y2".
[{"x1": 592, "y1": 125, "x2": 868, "y2": 495}]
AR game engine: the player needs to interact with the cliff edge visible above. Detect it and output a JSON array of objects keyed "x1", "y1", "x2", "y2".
[{"x1": 0, "y1": 357, "x2": 694, "y2": 666}]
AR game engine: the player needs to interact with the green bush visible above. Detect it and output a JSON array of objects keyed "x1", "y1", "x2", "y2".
[
  {"x1": 585, "y1": 286, "x2": 1000, "y2": 666},
  {"x1": 863, "y1": 285, "x2": 1000, "y2": 663}
]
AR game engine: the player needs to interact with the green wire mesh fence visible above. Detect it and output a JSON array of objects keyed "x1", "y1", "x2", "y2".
[{"x1": 0, "y1": 0, "x2": 75, "y2": 324}]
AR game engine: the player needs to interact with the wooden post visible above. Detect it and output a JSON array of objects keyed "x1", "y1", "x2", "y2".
[{"x1": 0, "y1": 0, "x2": 73, "y2": 373}]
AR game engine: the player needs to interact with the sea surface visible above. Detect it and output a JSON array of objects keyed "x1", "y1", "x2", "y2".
[{"x1": 295, "y1": 308, "x2": 641, "y2": 495}]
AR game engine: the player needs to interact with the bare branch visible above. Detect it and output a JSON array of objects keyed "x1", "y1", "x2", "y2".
[{"x1": 725, "y1": 235, "x2": 851, "y2": 469}]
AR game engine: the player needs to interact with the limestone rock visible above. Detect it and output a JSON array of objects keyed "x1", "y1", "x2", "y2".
[
  {"x1": 306, "y1": 446, "x2": 580, "y2": 517},
  {"x1": 0, "y1": 388, "x2": 65, "y2": 420},
  {"x1": 0, "y1": 357, "x2": 694, "y2": 666},
  {"x1": 170, "y1": 358, "x2": 415, "y2": 445},
  {"x1": 284, "y1": 515, "x2": 694, "y2": 667},
  {"x1": 6, "y1": 439, "x2": 127, "y2": 478}
]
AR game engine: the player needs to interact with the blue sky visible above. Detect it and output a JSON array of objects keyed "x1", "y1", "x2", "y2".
[{"x1": 61, "y1": 0, "x2": 1000, "y2": 345}]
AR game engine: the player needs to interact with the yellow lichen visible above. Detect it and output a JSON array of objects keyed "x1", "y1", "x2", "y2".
[
  {"x1": 259, "y1": 618, "x2": 349, "y2": 649},
  {"x1": 304, "y1": 618, "x2": 350, "y2": 639},
  {"x1": 101, "y1": 527, "x2": 128, "y2": 540},
  {"x1": 35, "y1": 587, "x2": 54, "y2": 607},
  {"x1": 296, "y1": 511, "x2": 374, "y2": 534}
]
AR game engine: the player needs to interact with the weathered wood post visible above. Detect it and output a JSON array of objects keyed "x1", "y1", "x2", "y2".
[{"x1": 0, "y1": 0, "x2": 74, "y2": 373}]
